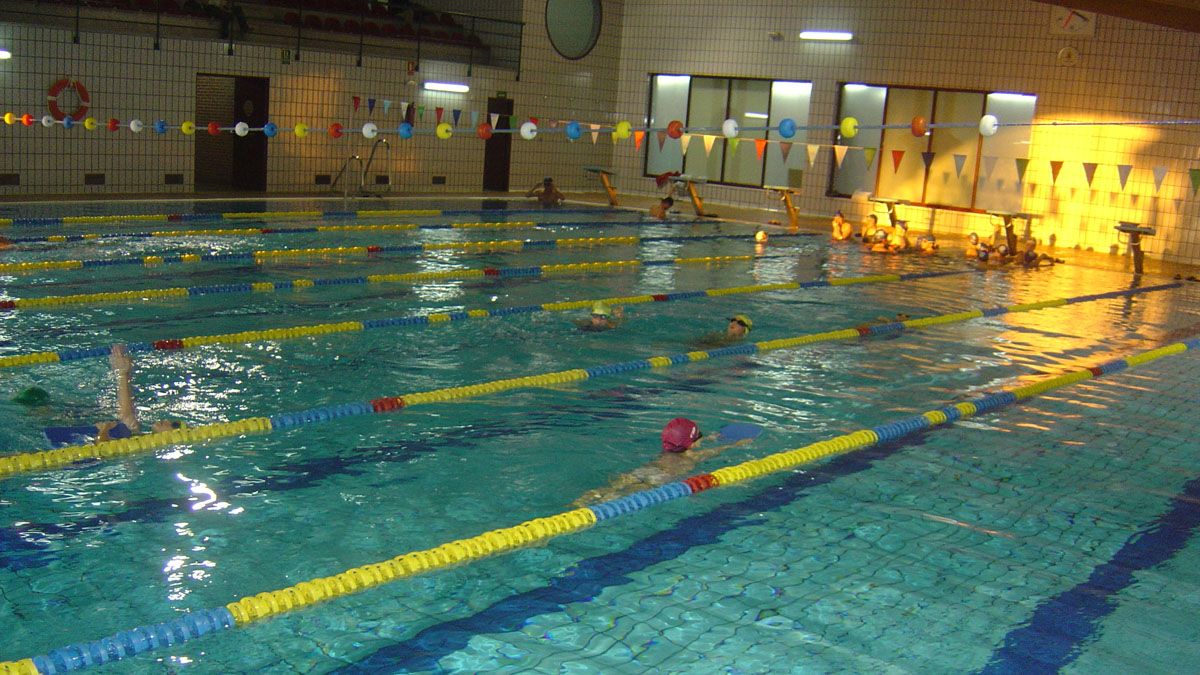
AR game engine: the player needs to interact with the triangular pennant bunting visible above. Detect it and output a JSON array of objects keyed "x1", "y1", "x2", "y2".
[
  {"x1": 589, "y1": 123, "x2": 600, "y2": 144},
  {"x1": 863, "y1": 147, "x2": 876, "y2": 168},
  {"x1": 489, "y1": 113, "x2": 499, "y2": 128},
  {"x1": 1015, "y1": 158, "x2": 1030, "y2": 183},
  {"x1": 417, "y1": 105, "x2": 425, "y2": 121},
  {"x1": 953, "y1": 154, "x2": 967, "y2": 177},
  {"x1": 833, "y1": 145, "x2": 849, "y2": 167},
  {"x1": 656, "y1": 131, "x2": 667, "y2": 151},
  {"x1": 921, "y1": 152, "x2": 935, "y2": 170},
  {"x1": 352, "y1": 96, "x2": 361, "y2": 111},
  {"x1": 754, "y1": 138, "x2": 768, "y2": 160},
  {"x1": 383, "y1": 100, "x2": 392, "y2": 114},
  {"x1": 435, "y1": 107, "x2": 444, "y2": 124},
  {"x1": 1190, "y1": 168, "x2": 1200, "y2": 195},
  {"x1": 680, "y1": 135, "x2": 692, "y2": 154},
  {"x1": 633, "y1": 130, "x2": 645, "y2": 150},
  {"x1": 779, "y1": 141, "x2": 792, "y2": 163},
  {"x1": 367, "y1": 98, "x2": 376, "y2": 114},
  {"x1": 400, "y1": 101, "x2": 409, "y2": 118},
  {"x1": 1049, "y1": 160, "x2": 1064, "y2": 184},
  {"x1": 470, "y1": 111, "x2": 478, "y2": 126},
  {"x1": 806, "y1": 144, "x2": 819, "y2": 167},
  {"x1": 452, "y1": 109, "x2": 461, "y2": 126},
  {"x1": 703, "y1": 135, "x2": 717, "y2": 155},
  {"x1": 981, "y1": 155, "x2": 998, "y2": 179},
  {"x1": 892, "y1": 150, "x2": 905, "y2": 172},
  {"x1": 729, "y1": 138, "x2": 741, "y2": 154},
  {"x1": 1082, "y1": 162, "x2": 1098, "y2": 187},
  {"x1": 1117, "y1": 164, "x2": 1133, "y2": 191}
]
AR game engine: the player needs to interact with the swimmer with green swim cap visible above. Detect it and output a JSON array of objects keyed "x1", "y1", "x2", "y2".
[
  {"x1": 13, "y1": 386, "x2": 51, "y2": 407},
  {"x1": 575, "y1": 300, "x2": 624, "y2": 331}
]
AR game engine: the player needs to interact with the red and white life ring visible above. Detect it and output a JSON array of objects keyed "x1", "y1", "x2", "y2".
[{"x1": 47, "y1": 79, "x2": 90, "y2": 121}]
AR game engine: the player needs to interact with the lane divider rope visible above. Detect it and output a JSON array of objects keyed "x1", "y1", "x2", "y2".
[
  {"x1": 0, "y1": 253, "x2": 774, "y2": 312},
  {"x1": 0, "y1": 282, "x2": 1178, "y2": 482},
  {"x1": 0, "y1": 270, "x2": 964, "y2": 371},
  {"x1": 1, "y1": 220, "x2": 667, "y2": 246},
  {"x1": 0, "y1": 233, "x2": 811, "y2": 276},
  {"x1": 6, "y1": 332, "x2": 1197, "y2": 674}
]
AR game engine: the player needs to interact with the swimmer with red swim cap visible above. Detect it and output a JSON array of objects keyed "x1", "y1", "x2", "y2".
[{"x1": 572, "y1": 417, "x2": 762, "y2": 506}]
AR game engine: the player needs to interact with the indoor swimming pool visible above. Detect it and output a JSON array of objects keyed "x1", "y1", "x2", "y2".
[{"x1": 1, "y1": 199, "x2": 1199, "y2": 673}]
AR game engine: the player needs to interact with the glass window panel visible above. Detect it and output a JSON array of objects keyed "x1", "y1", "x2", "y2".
[
  {"x1": 977, "y1": 93, "x2": 1036, "y2": 212},
  {"x1": 722, "y1": 79, "x2": 771, "y2": 185},
  {"x1": 764, "y1": 81, "x2": 811, "y2": 189},
  {"x1": 684, "y1": 77, "x2": 728, "y2": 181},
  {"x1": 924, "y1": 91, "x2": 985, "y2": 208},
  {"x1": 646, "y1": 74, "x2": 689, "y2": 176},
  {"x1": 831, "y1": 84, "x2": 886, "y2": 197},
  {"x1": 876, "y1": 88, "x2": 934, "y2": 202}
]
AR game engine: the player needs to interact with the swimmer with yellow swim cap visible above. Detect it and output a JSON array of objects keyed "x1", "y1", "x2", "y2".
[
  {"x1": 692, "y1": 314, "x2": 752, "y2": 348},
  {"x1": 575, "y1": 301, "x2": 624, "y2": 331}
]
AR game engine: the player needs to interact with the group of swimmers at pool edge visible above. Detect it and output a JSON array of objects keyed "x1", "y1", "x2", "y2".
[{"x1": 831, "y1": 210, "x2": 1063, "y2": 267}]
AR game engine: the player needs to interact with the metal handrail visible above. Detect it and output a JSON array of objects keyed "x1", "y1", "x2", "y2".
[
  {"x1": 331, "y1": 154, "x2": 363, "y2": 201},
  {"x1": 361, "y1": 138, "x2": 391, "y2": 196}
]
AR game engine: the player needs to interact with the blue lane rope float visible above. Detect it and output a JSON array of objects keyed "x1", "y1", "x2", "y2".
[
  {"x1": 5, "y1": 332, "x2": 1198, "y2": 674},
  {"x1": 0, "y1": 233, "x2": 812, "y2": 276},
  {"x1": 0, "y1": 281, "x2": 1179, "y2": 481},
  {"x1": 0, "y1": 270, "x2": 967, "y2": 370}
]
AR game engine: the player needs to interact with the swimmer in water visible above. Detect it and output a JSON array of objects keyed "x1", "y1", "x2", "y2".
[
  {"x1": 526, "y1": 176, "x2": 565, "y2": 207},
  {"x1": 575, "y1": 301, "x2": 623, "y2": 331},
  {"x1": 650, "y1": 196, "x2": 674, "y2": 220},
  {"x1": 831, "y1": 211, "x2": 854, "y2": 241},
  {"x1": 860, "y1": 214, "x2": 879, "y2": 242},
  {"x1": 572, "y1": 418, "x2": 758, "y2": 505},
  {"x1": 693, "y1": 314, "x2": 752, "y2": 348}
]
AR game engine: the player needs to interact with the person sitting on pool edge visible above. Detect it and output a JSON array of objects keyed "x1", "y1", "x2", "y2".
[
  {"x1": 693, "y1": 314, "x2": 752, "y2": 348},
  {"x1": 831, "y1": 211, "x2": 854, "y2": 241},
  {"x1": 526, "y1": 176, "x2": 565, "y2": 207},
  {"x1": 571, "y1": 418, "x2": 758, "y2": 506},
  {"x1": 649, "y1": 196, "x2": 674, "y2": 220},
  {"x1": 576, "y1": 301, "x2": 624, "y2": 331},
  {"x1": 16, "y1": 344, "x2": 186, "y2": 448}
]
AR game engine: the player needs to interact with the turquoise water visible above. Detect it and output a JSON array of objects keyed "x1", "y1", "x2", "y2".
[{"x1": 1, "y1": 201, "x2": 1199, "y2": 673}]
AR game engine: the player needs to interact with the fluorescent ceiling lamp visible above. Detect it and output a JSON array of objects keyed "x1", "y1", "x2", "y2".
[
  {"x1": 424, "y1": 81, "x2": 469, "y2": 93},
  {"x1": 0, "y1": 49, "x2": 11, "y2": 59},
  {"x1": 743, "y1": 112, "x2": 768, "y2": 119},
  {"x1": 988, "y1": 92, "x2": 1037, "y2": 102},
  {"x1": 799, "y1": 31, "x2": 853, "y2": 41}
]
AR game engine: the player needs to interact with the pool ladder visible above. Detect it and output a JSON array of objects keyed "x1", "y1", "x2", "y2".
[{"x1": 332, "y1": 138, "x2": 392, "y2": 203}]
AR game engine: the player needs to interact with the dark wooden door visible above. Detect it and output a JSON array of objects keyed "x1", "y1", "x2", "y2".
[
  {"x1": 232, "y1": 76, "x2": 269, "y2": 191},
  {"x1": 482, "y1": 96, "x2": 514, "y2": 192}
]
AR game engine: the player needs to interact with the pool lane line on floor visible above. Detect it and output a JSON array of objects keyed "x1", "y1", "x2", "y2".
[
  {"x1": 0, "y1": 269, "x2": 963, "y2": 370},
  {"x1": 0, "y1": 207, "x2": 628, "y2": 229},
  {"x1": 0, "y1": 232, "x2": 813, "y2": 276},
  {"x1": 0, "y1": 282, "x2": 1178, "y2": 482},
  {"x1": 0, "y1": 252, "x2": 777, "y2": 312},
  {"x1": 1, "y1": 220, "x2": 674, "y2": 246},
  {"x1": 6, "y1": 334, "x2": 1197, "y2": 675}
]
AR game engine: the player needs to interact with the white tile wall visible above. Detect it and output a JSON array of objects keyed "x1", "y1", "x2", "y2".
[{"x1": 1, "y1": 1, "x2": 1199, "y2": 264}]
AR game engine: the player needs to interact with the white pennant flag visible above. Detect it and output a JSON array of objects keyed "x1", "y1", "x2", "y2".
[
  {"x1": 589, "y1": 123, "x2": 600, "y2": 144},
  {"x1": 680, "y1": 134, "x2": 692, "y2": 154},
  {"x1": 806, "y1": 144, "x2": 820, "y2": 167},
  {"x1": 489, "y1": 113, "x2": 499, "y2": 128}
]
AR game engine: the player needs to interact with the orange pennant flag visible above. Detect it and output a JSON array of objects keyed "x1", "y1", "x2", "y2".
[
  {"x1": 1050, "y1": 160, "x2": 1064, "y2": 184},
  {"x1": 633, "y1": 130, "x2": 645, "y2": 150},
  {"x1": 754, "y1": 138, "x2": 768, "y2": 160}
]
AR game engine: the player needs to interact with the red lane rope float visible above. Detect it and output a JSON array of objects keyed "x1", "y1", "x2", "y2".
[{"x1": 47, "y1": 79, "x2": 90, "y2": 122}]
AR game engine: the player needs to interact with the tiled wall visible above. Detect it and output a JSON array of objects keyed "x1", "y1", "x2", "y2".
[
  {"x1": 609, "y1": 1, "x2": 1200, "y2": 265},
  {"x1": 2, "y1": 1, "x2": 1199, "y2": 264}
]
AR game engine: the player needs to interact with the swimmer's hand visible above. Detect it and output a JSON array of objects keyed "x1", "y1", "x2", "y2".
[{"x1": 109, "y1": 344, "x2": 132, "y2": 373}]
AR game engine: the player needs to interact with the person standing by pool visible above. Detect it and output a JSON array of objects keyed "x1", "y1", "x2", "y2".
[{"x1": 526, "y1": 177, "x2": 565, "y2": 207}]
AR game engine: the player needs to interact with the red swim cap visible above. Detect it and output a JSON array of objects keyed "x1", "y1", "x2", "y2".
[{"x1": 662, "y1": 417, "x2": 701, "y2": 452}]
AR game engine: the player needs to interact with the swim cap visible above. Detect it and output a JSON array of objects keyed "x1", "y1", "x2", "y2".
[
  {"x1": 662, "y1": 417, "x2": 701, "y2": 452},
  {"x1": 12, "y1": 386, "x2": 50, "y2": 407},
  {"x1": 978, "y1": 249, "x2": 990, "y2": 261},
  {"x1": 968, "y1": 232, "x2": 979, "y2": 244},
  {"x1": 874, "y1": 229, "x2": 888, "y2": 242},
  {"x1": 591, "y1": 301, "x2": 610, "y2": 317},
  {"x1": 543, "y1": 176, "x2": 553, "y2": 184},
  {"x1": 729, "y1": 314, "x2": 753, "y2": 332},
  {"x1": 997, "y1": 244, "x2": 1010, "y2": 256}
]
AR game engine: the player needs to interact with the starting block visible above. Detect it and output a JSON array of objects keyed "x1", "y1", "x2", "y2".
[
  {"x1": 584, "y1": 166, "x2": 619, "y2": 206},
  {"x1": 671, "y1": 174, "x2": 716, "y2": 217},
  {"x1": 765, "y1": 185, "x2": 800, "y2": 229}
]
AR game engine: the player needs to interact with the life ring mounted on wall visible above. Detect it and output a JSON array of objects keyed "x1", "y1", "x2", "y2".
[{"x1": 47, "y1": 78, "x2": 90, "y2": 122}]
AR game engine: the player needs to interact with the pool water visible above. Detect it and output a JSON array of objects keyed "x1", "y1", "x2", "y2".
[{"x1": 1, "y1": 200, "x2": 1199, "y2": 673}]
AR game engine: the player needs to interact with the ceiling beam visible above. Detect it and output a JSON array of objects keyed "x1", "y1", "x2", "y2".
[{"x1": 1033, "y1": 0, "x2": 1200, "y2": 34}]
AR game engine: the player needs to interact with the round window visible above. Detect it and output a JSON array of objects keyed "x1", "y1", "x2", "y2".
[{"x1": 545, "y1": 0, "x2": 602, "y2": 60}]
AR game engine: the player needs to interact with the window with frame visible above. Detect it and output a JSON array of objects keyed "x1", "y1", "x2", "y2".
[
  {"x1": 645, "y1": 74, "x2": 812, "y2": 188},
  {"x1": 829, "y1": 83, "x2": 1036, "y2": 212}
]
